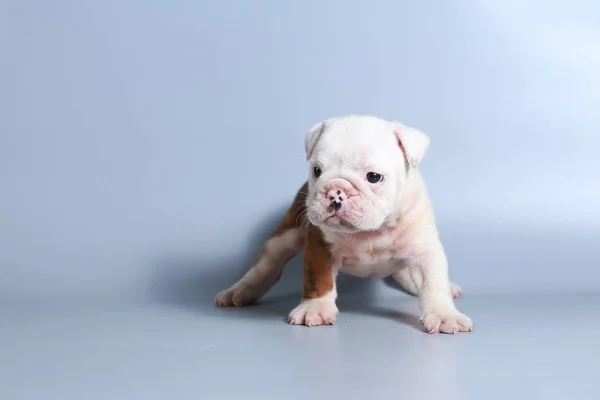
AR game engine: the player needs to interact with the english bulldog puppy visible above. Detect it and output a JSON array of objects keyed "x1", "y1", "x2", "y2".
[{"x1": 215, "y1": 115, "x2": 473, "y2": 334}]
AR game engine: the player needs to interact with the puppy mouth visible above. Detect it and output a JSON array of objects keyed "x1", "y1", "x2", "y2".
[
  {"x1": 324, "y1": 214, "x2": 356, "y2": 230},
  {"x1": 325, "y1": 213, "x2": 342, "y2": 223}
]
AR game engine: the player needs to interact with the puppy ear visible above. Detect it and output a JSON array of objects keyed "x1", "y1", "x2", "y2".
[
  {"x1": 304, "y1": 119, "x2": 329, "y2": 160},
  {"x1": 392, "y1": 122, "x2": 431, "y2": 168}
]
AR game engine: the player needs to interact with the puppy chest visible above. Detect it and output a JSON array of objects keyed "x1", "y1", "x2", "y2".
[
  {"x1": 330, "y1": 236, "x2": 400, "y2": 264},
  {"x1": 340, "y1": 259, "x2": 398, "y2": 278}
]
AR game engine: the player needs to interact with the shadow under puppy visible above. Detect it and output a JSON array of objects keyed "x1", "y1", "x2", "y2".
[{"x1": 215, "y1": 115, "x2": 473, "y2": 334}]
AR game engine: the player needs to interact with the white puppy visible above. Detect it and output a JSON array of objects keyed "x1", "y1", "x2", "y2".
[{"x1": 215, "y1": 115, "x2": 473, "y2": 334}]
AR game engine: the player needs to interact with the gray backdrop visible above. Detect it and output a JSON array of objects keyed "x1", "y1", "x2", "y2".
[{"x1": 1, "y1": 1, "x2": 599, "y2": 399}]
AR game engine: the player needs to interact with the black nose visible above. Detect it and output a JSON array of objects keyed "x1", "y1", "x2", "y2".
[{"x1": 330, "y1": 200, "x2": 342, "y2": 211}]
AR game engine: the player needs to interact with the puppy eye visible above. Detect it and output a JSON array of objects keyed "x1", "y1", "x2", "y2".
[
  {"x1": 313, "y1": 167, "x2": 322, "y2": 178},
  {"x1": 366, "y1": 172, "x2": 383, "y2": 183}
]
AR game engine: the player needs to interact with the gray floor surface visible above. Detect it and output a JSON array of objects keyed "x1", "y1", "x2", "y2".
[{"x1": 2, "y1": 289, "x2": 599, "y2": 400}]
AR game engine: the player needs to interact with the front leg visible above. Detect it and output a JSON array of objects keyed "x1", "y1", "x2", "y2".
[
  {"x1": 288, "y1": 225, "x2": 339, "y2": 327},
  {"x1": 415, "y1": 246, "x2": 473, "y2": 334}
]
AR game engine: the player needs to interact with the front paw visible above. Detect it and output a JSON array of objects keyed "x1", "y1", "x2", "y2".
[
  {"x1": 419, "y1": 309, "x2": 473, "y2": 334},
  {"x1": 288, "y1": 298, "x2": 339, "y2": 327}
]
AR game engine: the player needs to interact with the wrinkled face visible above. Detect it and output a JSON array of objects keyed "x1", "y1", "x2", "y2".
[{"x1": 305, "y1": 116, "x2": 412, "y2": 233}]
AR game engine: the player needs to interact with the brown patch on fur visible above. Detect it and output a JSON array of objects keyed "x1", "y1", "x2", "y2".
[
  {"x1": 250, "y1": 182, "x2": 309, "y2": 283},
  {"x1": 302, "y1": 224, "x2": 334, "y2": 299},
  {"x1": 254, "y1": 182, "x2": 308, "y2": 259},
  {"x1": 273, "y1": 182, "x2": 308, "y2": 236}
]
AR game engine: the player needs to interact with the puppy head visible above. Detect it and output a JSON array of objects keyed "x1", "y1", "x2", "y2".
[{"x1": 304, "y1": 115, "x2": 430, "y2": 233}]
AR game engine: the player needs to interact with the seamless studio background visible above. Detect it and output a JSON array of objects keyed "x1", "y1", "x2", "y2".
[{"x1": 1, "y1": 1, "x2": 599, "y2": 399}]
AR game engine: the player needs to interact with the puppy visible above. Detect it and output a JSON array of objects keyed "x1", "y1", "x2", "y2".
[{"x1": 215, "y1": 115, "x2": 473, "y2": 334}]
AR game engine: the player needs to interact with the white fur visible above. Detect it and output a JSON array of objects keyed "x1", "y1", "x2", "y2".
[
  {"x1": 304, "y1": 120, "x2": 329, "y2": 160},
  {"x1": 392, "y1": 121, "x2": 431, "y2": 168},
  {"x1": 301, "y1": 115, "x2": 473, "y2": 334},
  {"x1": 216, "y1": 115, "x2": 473, "y2": 334},
  {"x1": 288, "y1": 283, "x2": 339, "y2": 326},
  {"x1": 306, "y1": 116, "x2": 408, "y2": 232}
]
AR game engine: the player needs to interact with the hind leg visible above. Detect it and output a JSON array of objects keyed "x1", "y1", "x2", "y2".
[
  {"x1": 392, "y1": 267, "x2": 462, "y2": 299},
  {"x1": 215, "y1": 183, "x2": 308, "y2": 307}
]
